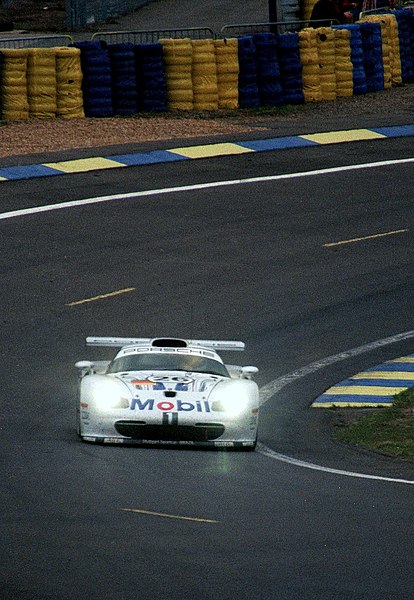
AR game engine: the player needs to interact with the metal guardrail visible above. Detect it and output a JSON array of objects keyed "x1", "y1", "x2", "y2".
[
  {"x1": 0, "y1": 34, "x2": 74, "y2": 49},
  {"x1": 91, "y1": 27, "x2": 216, "y2": 44},
  {"x1": 220, "y1": 19, "x2": 340, "y2": 36}
]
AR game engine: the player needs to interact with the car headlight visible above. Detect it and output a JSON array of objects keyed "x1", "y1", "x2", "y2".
[
  {"x1": 93, "y1": 380, "x2": 129, "y2": 410},
  {"x1": 211, "y1": 389, "x2": 248, "y2": 416}
]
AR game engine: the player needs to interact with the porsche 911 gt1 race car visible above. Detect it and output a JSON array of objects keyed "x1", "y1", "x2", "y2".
[{"x1": 75, "y1": 337, "x2": 259, "y2": 449}]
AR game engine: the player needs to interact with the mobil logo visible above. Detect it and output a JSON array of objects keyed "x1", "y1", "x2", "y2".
[{"x1": 130, "y1": 398, "x2": 211, "y2": 412}]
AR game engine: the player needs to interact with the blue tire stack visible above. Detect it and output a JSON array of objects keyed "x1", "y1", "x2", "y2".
[
  {"x1": 107, "y1": 43, "x2": 138, "y2": 116},
  {"x1": 134, "y1": 43, "x2": 167, "y2": 112},
  {"x1": 73, "y1": 41, "x2": 113, "y2": 117},
  {"x1": 393, "y1": 9, "x2": 414, "y2": 83},
  {"x1": 237, "y1": 35, "x2": 260, "y2": 108},
  {"x1": 359, "y1": 22, "x2": 384, "y2": 92},
  {"x1": 333, "y1": 24, "x2": 367, "y2": 94},
  {"x1": 253, "y1": 33, "x2": 283, "y2": 106},
  {"x1": 276, "y1": 33, "x2": 304, "y2": 105}
]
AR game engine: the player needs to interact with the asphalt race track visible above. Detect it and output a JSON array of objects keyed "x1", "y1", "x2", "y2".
[{"x1": 1, "y1": 133, "x2": 413, "y2": 600}]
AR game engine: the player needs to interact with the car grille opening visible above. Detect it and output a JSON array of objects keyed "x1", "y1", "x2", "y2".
[{"x1": 115, "y1": 421, "x2": 225, "y2": 441}]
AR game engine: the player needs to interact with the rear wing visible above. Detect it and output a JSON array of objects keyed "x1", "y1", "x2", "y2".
[{"x1": 86, "y1": 336, "x2": 245, "y2": 352}]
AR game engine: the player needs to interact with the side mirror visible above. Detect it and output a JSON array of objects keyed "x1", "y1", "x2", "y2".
[
  {"x1": 75, "y1": 360, "x2": 94, "y2": 375},
  {"x1": 241, "y1": 366, "x2": 258, "y2": 380}
]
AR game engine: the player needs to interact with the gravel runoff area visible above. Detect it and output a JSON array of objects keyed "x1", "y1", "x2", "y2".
[{"x1": 0, "y1": 83, "x2": 413, "y2": 159}]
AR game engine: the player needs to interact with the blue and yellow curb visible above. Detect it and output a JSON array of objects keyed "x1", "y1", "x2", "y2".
[
  {"x1": 312, "y1": 354, "x2": 414, "y2": 408},
  {"x1": 0, "y1": 124, "x2": 413, "y2": 183}
]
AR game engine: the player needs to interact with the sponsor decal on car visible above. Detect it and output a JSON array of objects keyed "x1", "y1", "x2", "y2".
[
  {"x1": 130, "y1": 398, "x2": 212, "y2": 412},
  {"x1": 128, "y1": 375, "x2": 197, "y2": 391},
  {"x1": 130, "y1": 379, "x2": 156, "y2": 386}
]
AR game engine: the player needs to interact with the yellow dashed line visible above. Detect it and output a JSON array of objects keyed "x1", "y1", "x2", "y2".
[
  {"x1": 300, "y1": 129, "x2": 386, "y2": 144},
  {"x1": 122, "y1": 508, "x2": 219, "y2": 523},
  {"x1": 66, "y1": 287, "x2": 135, "y2": 306},
  {"x1": 43, "y1": 157, "x2": 126, "y2": 173},
  {"x1": 168, "y1": 143, "x2": 253, "y2": 159},
  {"x1": 323, "y1": 228, "x2": 408, "y2": 247}
]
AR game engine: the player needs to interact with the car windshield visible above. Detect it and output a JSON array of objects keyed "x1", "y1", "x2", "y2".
[{"x1": 107, "y1": 353, "x2": 229, "y2": 377}]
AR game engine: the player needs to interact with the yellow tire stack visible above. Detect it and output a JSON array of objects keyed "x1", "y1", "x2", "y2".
[
  {"x1": 359, "y1": 15, "x2": 401, "y2": 86},
  {"x1": 299, "y1": 28, "x2": 322, "y2": 102},
  {"x1": 27, "y1": 48, "x2": 57, "y2": 118},
  {"x1": 214, "y1": 38, "x2": 239, "y2": 109},
  {"x1": 55, "y1": 46, "x2": 84, "y2": 118},
  {"x1": 160, "y1": 38, "x2": 193, "y2": 110},
  {"x1": 316, "y1": 27, "x2": 337, "y2": 100},
  {"x1": 334, "y1": 28, "x2": 353, "y2": 97},
  {"x1": 0, "y1": 48, "x2": 29, "y2": 120},
  {"x1": 191, "y1": 39, "x2": 218, "y2": 110}
]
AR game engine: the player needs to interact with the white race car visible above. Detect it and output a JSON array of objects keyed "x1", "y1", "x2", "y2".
[{"x1": 75, "y1": 337, "x2": 259, "y2": 449}]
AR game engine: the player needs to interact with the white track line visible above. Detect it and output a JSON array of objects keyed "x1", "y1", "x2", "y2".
[
  {"x1": 0, "y1": 157, "x2": 413, "y2": 222},
  {"x1": 256, "y1": 443, "x2": 414, "y2": 485}
]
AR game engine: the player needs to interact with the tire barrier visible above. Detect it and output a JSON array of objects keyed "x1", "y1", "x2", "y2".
[
  {"x1": 253, "y1": 33, "x2": 283, "y2": 107},
  {"x1": 214, "y1": 38, "x2": 239, "y2": 109},
  {"x1": 73, "y1": 41, "x2": 113, "y2": 117},
  {"x1": 1, "y1": 48, "x2": 29, "y2": 120},
  {"x1": 0, "y1": 46, "x2": 84, "y2": 119},
  {"x1": 358, "y1": 14, "x2": 402, "y2": 86},
  {"x1": 299, "y1": 28, "x2": 323, "y2": 101},
  {"x1": 277, "y1": 32, "x2": 305, "y2": 104},
  {"x1": 27, "y1": 48, "x2": 57, "y2": 118},
  {"x1": 191, "y1": 39, "x2": 219, "y2": 110},
  {"x1": 55, "y1": 47, "x2": 84, "y2": 118},
  {"x1": 107, "y1": 43, "x2": 137, "y2": 116},
  {"x1": 160, "y1": 38, "x2": 193, "y2": 110},
  {"x1": 358, "y1": 22, "x2": 385, "y2": 92},
  {"x1": 333, "y1": 24, "x2": 367, "y2": 94},
  {"x1": 134, "y1": 43, "x2": 167, "y2": 112},
  {"x1": 237, "y1": 36, "x2": 260, "y2": 108},
  {"x1": 334, "y1": 28, "x2": 354, "y2": 97},
  {"x1": 394, "y1": 9, "x2": 414, "y2": 81},
  {"x1": 0, "y1": 10, "x2": 413, "y2": 120},
  {"x1": 316, "y1": 27, "x2": 337, "y2": 100}
]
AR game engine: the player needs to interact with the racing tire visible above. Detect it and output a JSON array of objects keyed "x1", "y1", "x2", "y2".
[{"x1": 76, "y1": 402, "x2": 81, "y2": 437}]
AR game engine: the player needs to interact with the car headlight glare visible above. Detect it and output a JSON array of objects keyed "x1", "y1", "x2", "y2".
[
  {"x1": 212, "y1": 392, "x2": 248, "y2": 416},
  {"x1": 93, "y1": 380, "x2": 129, "y2": 410}
]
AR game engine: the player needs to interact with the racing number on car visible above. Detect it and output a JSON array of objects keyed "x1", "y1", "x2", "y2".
[{"x1": 162, "y1": 412, "x2": 178, "y2": 425}]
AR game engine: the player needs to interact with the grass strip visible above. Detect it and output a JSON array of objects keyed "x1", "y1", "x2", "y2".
[{"x1": 335, "y1": 388, "x2": 414, "y2": 461}]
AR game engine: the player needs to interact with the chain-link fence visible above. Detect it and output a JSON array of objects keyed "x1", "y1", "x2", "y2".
[
  {"x1": 0, "y1": 34, "x2": 74, "y2": 48},
  {"x1": 91, "y1": 27, "x2": 215, "y2": 43}
]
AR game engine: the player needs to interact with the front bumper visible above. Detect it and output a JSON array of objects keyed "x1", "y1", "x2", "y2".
[{"x1": 80, "y1": 434, "x2": 256, "y2": 449}]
